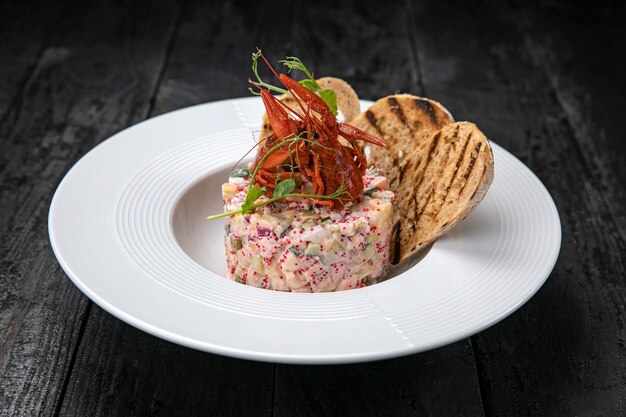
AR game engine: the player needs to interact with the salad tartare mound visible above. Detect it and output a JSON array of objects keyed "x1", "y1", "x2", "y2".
[
  {"x1": 207, "y1": 50, "x2": 392, "y2": 291},
  {"x1": 222, "y1": 167, "x2": 394, "y2": 292}
]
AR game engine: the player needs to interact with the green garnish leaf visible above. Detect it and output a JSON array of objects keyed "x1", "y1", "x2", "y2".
[
  {"x1": 320, "y1": 216, "x2": 331, "y2": 222},
  {"x1": 319, "y1": 89, "x2": 338, "y2": 117},
  {"x1": 241, "y1": 185, "x2": 266, "y2": 215},
  {"x1": 299, "y1": 79, "x2": 319, "y2": 92},
  {"x1": 273, "y1": 179, "x2": 296, "y2": 198},
  {"x1": 230, "y1": 166, "x2": 250, "y2": 178}
]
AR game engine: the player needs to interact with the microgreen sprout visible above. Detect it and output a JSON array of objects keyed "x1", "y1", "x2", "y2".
[{"x1": 248, "y1": 50, "x2": 338, "y2": 116}]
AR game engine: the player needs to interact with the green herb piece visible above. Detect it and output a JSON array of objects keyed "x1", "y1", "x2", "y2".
[
  {"x1": 280, "y1": 56, "x2": 314, "y2": 78},
  {"x1": 288, "y1": 246, "x2": 301, "y2": 257},
  {"x1": 320, "y1": 216, "x2": 331, "y2": 223},
  {"x1": 229, "y1": 166, "x2": 250, "y2": 178},
  {"x1": 364, "y1": 185, "x2": 378, "y2": 196},
  {"x1": 319, "y1": 89, "x2": 338, "y2": 117},
  {"x1": 249, "y1": 51, "x2": 288, "y2": 95},
  {"x1": 241, "y1": 185, "x2": 266, "y2": 215},
  {"x1": 299, "y1": 79, "x2": 318, "y2": 92},
  {"x1": 207, "y1": 181, "x2": 348, "y2": 220},
  {"x1": 279, "y1": 56, "x2": 338, "y2": 117},
  {"x1": 273, "y1": 179, "x2": 296, "y2": 198}
]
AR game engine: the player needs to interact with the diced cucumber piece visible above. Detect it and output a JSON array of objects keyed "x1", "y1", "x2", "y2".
[
  {"x1": 229, "y1": 166, "x2": 250, "y2": 178},
  {"x1": 362, "y1": 242, "x2": 375, "y2": 258},
  {"x1": 276, "y1": 220, "x2": 291, "y2": 236},
  {"x1": 364, "y1": 185, "x2": 377, "y2": 196},
  {"x1": 305, "y1": 243, "x2": 321, "y2": 256},
  {"x1": 230, "y1": 237, "x2": 243, "y2": 250}
]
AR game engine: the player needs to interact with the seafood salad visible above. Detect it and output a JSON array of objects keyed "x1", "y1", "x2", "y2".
[{"x1": 208, "y1": 51, "x2": 394, "y2": 292}]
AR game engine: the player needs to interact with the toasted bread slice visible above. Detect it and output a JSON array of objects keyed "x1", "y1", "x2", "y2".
[
  {"x1": 260, "y1": 77, "x2": 361, "y2": 139},
  {"x1": 351, "y1": 94, "x2": 493, "y2": 263},
  {"x1": 397, "y1": 122, "x2": 494, "y2": 260},
  {"x1": 350, "y1": 94, "x2": 454, "y2": 192}
]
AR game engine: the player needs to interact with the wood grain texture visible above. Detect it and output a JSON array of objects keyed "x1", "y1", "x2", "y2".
[
  {"x1": 513, "y1": 2, "x2": 626, "y2": 238},
  {"x1": 0, "y1": 0, "x2": 180, "y2": 415},
  {"x1": 58, "y1": 305, "x2": 274, "y2": 417},
  {"x1": 291, "y1": 0, "x2": 418, "y2": 100},
  {"x1": 0, "y1": 0, "x2": 69, "y2": 119},
  {"x1": 408, "y1": 0, "x2": 625, "y2": 415}
]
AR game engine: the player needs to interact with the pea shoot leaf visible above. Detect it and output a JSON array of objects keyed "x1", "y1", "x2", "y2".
[
  {"x1": 273, "y1": 179, "x2": 296, "y2": 198},
  {"x1": 319, "y1": 89, "x2": 338, "y2": 117},
  {"x1": 299, "y1": 79, "x2": 320, "y2": 92},
  {"x1": 241, "y1": 185, "x2": 266, "y2": 215}
]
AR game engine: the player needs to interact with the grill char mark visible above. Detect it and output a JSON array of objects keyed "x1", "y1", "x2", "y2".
[
  {"x1": 365, "y1": 110, "x2": 385, "y2": 138},
  {"x1": 470, "y1": 166, "x2": 487, "y2": 201},
  {"x1": 433, "y1": 131, "x2": 471, "y2": 221},
  {"x1": 387, "y1": 97, "x2": 408, "y2": 125},
  {"x1": 458, "y1": 142, "x2": 483, "y2": 196},
  {"x1": 416, "y1": 187, "x2": 434, "y2": 220},
  {"x1": 414, "y1": 131, "x2": 441, "y2": 192},
  {"x1": 414, "y1": 99, "x2": 438, "y2": 125}
]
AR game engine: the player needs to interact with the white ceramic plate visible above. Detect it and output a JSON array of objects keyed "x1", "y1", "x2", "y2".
[{"x1": 49, "y1": 97, "x2": 561, "y2": 364}]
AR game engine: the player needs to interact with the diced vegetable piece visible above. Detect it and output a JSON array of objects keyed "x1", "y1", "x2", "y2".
[
  {"x1": 229, "y1": 166, "x2": 250, "y2": 178},
  {"x1": 305, "y1": 243, "x2": 321, "y2": 256}
]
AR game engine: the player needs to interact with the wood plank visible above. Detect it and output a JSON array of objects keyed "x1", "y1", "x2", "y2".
[
  {"x1": 272, "y1": 1, "x2": 486, "y2": 416},
  {"x1": 0, "y1": 0, "x2": 180, "y2": 415},
  {"x1": 275, "y1": 341, "x2": 484, "y2": 417},
  {"x1": 151, "y1": 0, "x2": 298, "y2": 115},
  {"x1": 0, "y1": 0, "x2": 69, "y2": 119},
  {"x1": 408, "y1": 1, "x2": 626, "y2": 415},
  {"x1": 57, "y1": 0, "x2": 292, "y2": 415},
  {"x1": 59, "y1": 305, "x2": 274, "y2": 417},
  {"x1": 290, "y1": 0, "x2": 418, "y2": 100},
  {"x1": 515, "y1": 2, "x2": 626, "y2": 236}
]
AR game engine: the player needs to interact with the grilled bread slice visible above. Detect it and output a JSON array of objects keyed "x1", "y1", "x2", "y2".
[
  {"x1": 350, "y1": 94, "x2": 454, "y2": 192},
  {"x1": 397, "y1": 122, "x2": 494, "y2": 260},
  {"x1": 351, "y1": 94, "x2": 494, "y2": 262},
  {"x1": 260, "y1": 77, "x2": 361, "y2": 139}
]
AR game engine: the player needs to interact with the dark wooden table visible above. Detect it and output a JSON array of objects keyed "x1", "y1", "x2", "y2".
[{"x1": 1, "y1": 0, "x2": 624, "y2": 415}]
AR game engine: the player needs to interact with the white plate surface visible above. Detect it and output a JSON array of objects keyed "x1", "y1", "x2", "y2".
[{"x1": 49, "y1": 97, "x2": 561, "y2": 364}]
